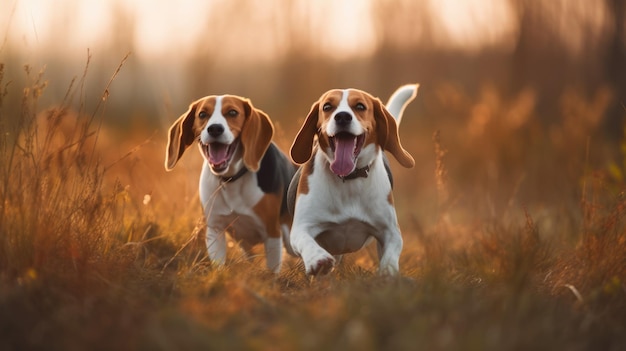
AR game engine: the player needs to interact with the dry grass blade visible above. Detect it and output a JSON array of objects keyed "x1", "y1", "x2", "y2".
[
  {"x1": 563, "y1": 284, "x2": 584, "y2": 304},
  {"x1": 86, "y1": 51, "x2": 131, "y2": 167}
]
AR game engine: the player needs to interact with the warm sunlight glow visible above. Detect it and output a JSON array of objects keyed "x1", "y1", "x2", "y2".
[
  {"x1": 313, "y1": 0, "x2": 377, "y2": 59},
  {"x1": 8, "y1": 0, "x2": 380, "y2": 61},
  {"x1": 6, "y1": 0, "x2": 517, "y2": 62},
  {"x1": 9, "y1": 0, "x2": 110, "y2": 48},
  {"x1": 115, "y1": 0, "x2": 213, "y2": 59},
  {"x1": 430, "y1": 0, "x2": 516, "y2": 51},
  {"x1": 71, "y1": 0, "x2": 114, "y2": 48}
]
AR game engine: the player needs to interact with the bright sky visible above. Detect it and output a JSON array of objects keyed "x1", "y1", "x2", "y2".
[{"x1": 3, "y1": 0, "x2": 519, "y2": 63}]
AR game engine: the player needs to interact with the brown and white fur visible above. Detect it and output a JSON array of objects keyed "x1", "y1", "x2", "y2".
[
  {"x1": 165, "y1": 95, "x2": 296, "y2": 273},
  {"x1": 287, "y1": 84, "x2": 418, "y2": 276}
]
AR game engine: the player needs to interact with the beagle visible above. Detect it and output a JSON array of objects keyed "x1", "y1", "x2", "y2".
[
  {"x1": 165, "y1": 95, "x2": 296, "y2": 273},
  {"x1": 287, "y1": 84, "x2": 418, "y2": 276}
]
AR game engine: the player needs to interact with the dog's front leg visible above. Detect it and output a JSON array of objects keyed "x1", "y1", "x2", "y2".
[
  {"x1": 290, "y1": 225, "x2": 335, "y2": 276},
  {"x1": 377, "y1": 227, "x2": 403, "y2": 275},
  {"x1": 206, "y1": 226, "x2": 227, "y2": 266}
]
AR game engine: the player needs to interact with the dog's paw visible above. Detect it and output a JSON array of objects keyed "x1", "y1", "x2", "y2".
[
  {"x1": 378, "y1": 264, "x2": 400, "y2": 276},
  {"x1": 305, "y1": 253, "x2": 336, "y2": 276}
]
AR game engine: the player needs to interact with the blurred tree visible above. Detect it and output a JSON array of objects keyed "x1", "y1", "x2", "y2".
[
  {"x1": 510, "y1": 0, "x2": 571, "y2": 103},
  {"x1": 604, "y1": 0, "x2": 626, "y2": 137}
]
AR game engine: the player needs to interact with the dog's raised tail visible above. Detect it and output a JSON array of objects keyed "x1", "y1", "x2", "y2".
[{"x1": 385, "y1": 83, "x2": 419, "y2": 123}]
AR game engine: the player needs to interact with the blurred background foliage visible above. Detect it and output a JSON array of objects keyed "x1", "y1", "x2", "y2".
[
  {"x1": 1, "y1": 3, "x2": 626, "y2": 348},
  {"x1": 1, "y1": 0, "x2": 625, "y2": 226}
]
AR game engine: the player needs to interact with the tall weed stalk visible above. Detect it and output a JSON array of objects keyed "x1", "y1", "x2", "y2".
[{"x1": 0, "y1": 53, "x2": 130, "y2": 284}]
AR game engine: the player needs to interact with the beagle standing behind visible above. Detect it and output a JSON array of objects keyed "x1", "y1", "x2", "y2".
[
  {"x1": 287, "y1": 84, "x2": 418, "y2": 276},
  {"x1": 165, "y1": 95, "x2": 296, "y2": 273}
]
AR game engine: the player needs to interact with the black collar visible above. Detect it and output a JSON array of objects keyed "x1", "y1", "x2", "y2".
[
  {"x1": 220, "y1": 167, "x2": 248, "y2": 183},
  {"x1": 339, "y1": 165, "x2": 370, "y2": 182}
]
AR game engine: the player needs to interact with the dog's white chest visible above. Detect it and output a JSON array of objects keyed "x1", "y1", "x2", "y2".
[
  {"x1": 305, "y1": 153, "x2": 393, "y2": 221},
  {"x1": 291, "y1": 153, "x2": 397, "y2": 255},
  {"x1": 200, "y1": 163, "x2": 261, "y2": 208},
  {"x1": 199, "y1": 162, "x2": 265, "y2": 230}
]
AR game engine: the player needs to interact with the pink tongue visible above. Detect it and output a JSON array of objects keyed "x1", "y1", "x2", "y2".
[
  {"x1": 330, "y1": 136, "x2": 356, "y2": 177},
  {"x1": 208, "y1": 143, "x2": 229, "y2": 164}
]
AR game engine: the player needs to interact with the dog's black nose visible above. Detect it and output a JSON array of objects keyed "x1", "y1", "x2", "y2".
[
  {"x1": 207, "y1": 124, "x2": 224, "y2": 137},
  {"x1": 334, "y1": 112, "x2": 352, "y2": 127}
]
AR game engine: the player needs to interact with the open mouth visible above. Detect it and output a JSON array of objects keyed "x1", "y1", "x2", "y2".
[
  {"x1": 201, "y1": 139, "x2": 239, "y2": 173},
  {"x1": 328, "y1": 132, "x2": 365, "y2": 177}
]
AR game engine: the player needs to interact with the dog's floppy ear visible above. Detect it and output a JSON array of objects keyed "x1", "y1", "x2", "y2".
[
  {"x1": 165, "y1": 101, "x2": 198, "y2": 171},
  {"x1": 373, "y1": 98, "x2": 415, "y2": 168},
  {"x1": 290, "y1": 101, "x2": 320, "y2": 165},
  {"x1": 241, "y1": 99, "x2": 274, "y2": 172}
]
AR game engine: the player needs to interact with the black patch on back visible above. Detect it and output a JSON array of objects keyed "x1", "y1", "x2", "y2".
[{"x1": 256, "y1": 143, "x2": 297, "y2": 215}]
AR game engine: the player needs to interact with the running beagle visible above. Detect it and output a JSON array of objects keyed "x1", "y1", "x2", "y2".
[
  {"x1": 165, "y1": 95, "x2": 296, "y2": 273},
  {"x1": 287, "y1": 84, "x2": 418, "y2": 276}
]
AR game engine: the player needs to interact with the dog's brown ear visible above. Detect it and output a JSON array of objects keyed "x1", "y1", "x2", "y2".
[
  {"x1": 241, "y1": 99, "x2": 274, "y2": 172},
  {"x1": 373, "y1": 98, "x2": 415, "y2": 168},
  {"x1": 165, "y1": 101, "x2": 198, "y2": 171},
  {"x1": 290, "y1": 101, "x2": 320, "y2": 165}
]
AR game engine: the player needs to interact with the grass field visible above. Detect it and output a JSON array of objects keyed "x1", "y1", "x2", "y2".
[{"x1": 1, "y1": 60, "x2": 625, "y2": 351}]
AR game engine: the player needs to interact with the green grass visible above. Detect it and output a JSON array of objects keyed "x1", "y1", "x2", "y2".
[{"x1": 1, "y1": 60, "x2": 625, "y2": 351}]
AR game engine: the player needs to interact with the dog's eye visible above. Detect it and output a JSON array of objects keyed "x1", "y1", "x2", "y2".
[
  {"x1": 227, "y1": 109, "x2": 239, "y2": 117},
  {"x1": 198, "y1": 111, "x2": 208, "y2": 119},
  {"x1": 322, "y1": 103, "x2": 333, "y2": 112},
  {"x1": 355, "y1": 103, "x2": 366, "y2": 111}
]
